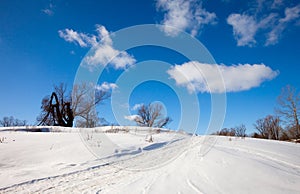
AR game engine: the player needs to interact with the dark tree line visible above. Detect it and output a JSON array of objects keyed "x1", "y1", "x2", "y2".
[
  {"x1": 0, "y1": 116, "x2": 27, "y2": 127},
  {"x1": 214, "y1": 124, "x2": 247, "y2": 137},
  {"x1": 213, "y1": 85, "x2": 300, "y2": 142}
]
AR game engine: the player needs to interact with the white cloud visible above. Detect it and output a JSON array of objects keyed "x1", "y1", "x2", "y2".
[
  {"x1": 281, "y1": 4, "x2": 300, "y2": 22},
  {"x1": 227, "y1": 12, "x2": 278, "y2": 46},
  {"x1": 227, "y1": 14, "x2": 258, "y2": 46},
  {"x1": 167, "y1": 61, "x2": 279, "y2": 93},
  {"x1": 95, "y1": 82, "x2": 118, "y2": 91},
  {"x1": 59, "y1": 25, "x2": 136, "y2": 70},
  {"x1": 41, "y1": 3, "x2": 54, "y2": 16},
  {"x1": 266, "y1": 4, "x2": 300, "y2": 45},
  {"x1": 124, "y1": 115, "x2": 140, "y2": 122},
  {"x1": 156, "y1": 0, "x2": 217, "y2": 37},
  {"x1": 58, "y1": 29, "x2": 98, "y2": 47},
  {"x1": 95, "y1": 24, "x2": 112, "y2": 45},
  {"x1": 265, "y1": 25, "x2": 284, "y2": 46},
  {"x1": 227, "y1": 3, "x2": 300, "y2": 46},
  {"x1": 42, "y1": 9, "x2": 53, "y2": 16},
  {"x1": 258, "y1": 13, "x2": 278, "y2": 28},
  {"x1": 131, "y1": 103, "x2": 144, "y2": 111},
  {"x1": 85, "y1": 45, "x2": 135, "y2": 70}
]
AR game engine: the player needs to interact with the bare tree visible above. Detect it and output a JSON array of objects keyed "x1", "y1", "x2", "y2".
[
  {"x1": 266, "y1": 115, "x2": 281, "y2": 140},
  {"x1": 254, "y1": 115, "x2": 281, "y2": 140},
  {"x1": 134, "y1": 103, "x2": 171, "y2": 128},
  {"x1": 37, "y1": 83, "x2": 73, "y2": 127},
  {"x1": 254, "y1": 118, "x2": 269, "y2": 139},
  {"x1": 75, "y1": 111, "x2": 99, "y2": 128},
  {"x1": 276, "y1": 85, "x2": 300, "y2": 139},
  {"x1": 37, "y1": 82, "x2": 110, "y2": 127},
  {"x1": 235, "y1": 124, "x2": 247, "y2": 137},
  {"x1": 72, "y1": 83, "x2": 110, "y2": 128}
]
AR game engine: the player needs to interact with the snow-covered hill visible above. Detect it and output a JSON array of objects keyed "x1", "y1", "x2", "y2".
[{"x1": 0, "y1": 126, "x2": 299, "y2": 193}]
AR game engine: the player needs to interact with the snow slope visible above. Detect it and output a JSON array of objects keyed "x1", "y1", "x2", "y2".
[{"x1": 0, "y1": 127, "x2": 300, "y2": 193}]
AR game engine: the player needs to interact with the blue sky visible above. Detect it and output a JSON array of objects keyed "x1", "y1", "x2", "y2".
[{"x1": 0, "y1": 0, "x2": 299, "y2": 134}]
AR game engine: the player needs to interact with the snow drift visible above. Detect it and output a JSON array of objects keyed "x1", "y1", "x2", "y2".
[{"x1": 0, "y1": 126, "x2": 299, "y2": 193}]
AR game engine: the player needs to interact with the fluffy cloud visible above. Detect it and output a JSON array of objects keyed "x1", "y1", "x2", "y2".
[
  {"x1": 124, "y1": 115, "x2": 140, "y2": 122},
  {"x1": 58, "y1": 29, "x2": 97, "y2": 47},
  {"x1": 156, "y1": 0, "x2": 217, "y2": 37},
  {"x1": 266, "y1": 4, "x2": 300, "y2": 45},
  {"x1": 59, "y1": 25, "x2": 136, "y2": 70},
  {"x1": 281, "y1": 4, "x2": 300, "y2": 22},
  {"x1": 167, "y1": 61, "x2": 279, "y2": 93},
  {"x1": 95, "y1": 82, "x2": 118, "y2": 91},
  {"x1": 85, "y1": 45, "x2": 135, "y2": 70},
  {"x1": 227, "y1": 14, "x2": 258, "y2": 46},
  {"x1": 227, "y1": 3, "x2": 300, "y2": 46}
]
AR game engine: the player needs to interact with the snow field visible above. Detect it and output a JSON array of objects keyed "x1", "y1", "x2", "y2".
[{"x1": 0, "y1": 127, "x2": 299, "y2": 193}]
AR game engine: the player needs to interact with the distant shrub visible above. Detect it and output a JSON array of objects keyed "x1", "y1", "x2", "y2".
[
  {"x1": 279, "y1": 131, "x2": 290, "y2": 141},
  {"x1": 215, "y1": 128, "x2": 236, "y2": 136}
]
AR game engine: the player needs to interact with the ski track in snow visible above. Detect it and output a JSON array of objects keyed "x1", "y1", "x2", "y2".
[
  {"x1": 214, "y1": 140, "x2": 300, "y2": 174},
  {"x1": 0, "y1": 130, "x2": 300, "y2": 193},
  {"x1": 186, "y1": 178, "x2": 203, "y2": 194},
  {"x1": 221, "y1": 145, "x2": 299, "y2": 169}
]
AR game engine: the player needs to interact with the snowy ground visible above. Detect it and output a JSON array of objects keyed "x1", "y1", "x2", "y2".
[{"x1": 0, "y1": 127, "x2": 300, "y2": 193}]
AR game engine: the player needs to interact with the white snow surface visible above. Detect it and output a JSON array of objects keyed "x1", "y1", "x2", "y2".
[{"x1": 0, "y1": 126, "x2": 300, "y2": 193}]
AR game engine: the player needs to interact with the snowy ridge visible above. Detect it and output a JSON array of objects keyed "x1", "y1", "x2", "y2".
[
  {"x1": 0, "y1": 125, "x2": 184, "y2": 134},
  {"x1": 0, "y1": 127, "x2": 300, "y2": 193},
  {"x1": 0, "y1": 126, "x2": 80, "y2": 132}
]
